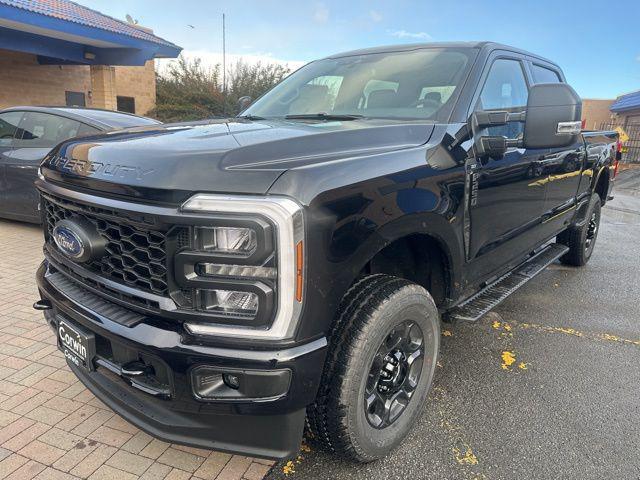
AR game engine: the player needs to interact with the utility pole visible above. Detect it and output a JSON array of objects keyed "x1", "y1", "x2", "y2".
[{"x1": 222, "y1": 13, "x2": 226, "y2": 102}]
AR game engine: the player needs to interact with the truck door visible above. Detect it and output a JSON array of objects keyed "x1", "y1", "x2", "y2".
[
  {"x1": 528, "y1": 63, "x2": 586, "y2": 216},
  {"x1": 467, "y1": 56, "x2": 549, "y2": 276},
  {"x1": 0, "y1": 111, "x2": 24, "y2": 219}
]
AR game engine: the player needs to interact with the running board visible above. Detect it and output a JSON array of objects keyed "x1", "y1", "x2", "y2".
[{"x1": 446, "y1": 243, "x2": 569, "y2": 323}]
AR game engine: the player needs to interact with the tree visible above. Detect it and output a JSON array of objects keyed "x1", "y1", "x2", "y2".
[
  {"x1": 224, "y1": 60, "x2": 290, "y2": 111},
  {"x1": 150, "y1": 55, "x2": 290, "y2": 122}
]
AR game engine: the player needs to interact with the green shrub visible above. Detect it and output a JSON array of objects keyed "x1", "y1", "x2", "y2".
[{"x1": 150, "y1": 55, "x2": 290, "y2": 122}]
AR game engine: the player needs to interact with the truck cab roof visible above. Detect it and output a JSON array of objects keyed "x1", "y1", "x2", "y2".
[{"x1": 324, "y1": 41, "x2": 560, "y2": 69}]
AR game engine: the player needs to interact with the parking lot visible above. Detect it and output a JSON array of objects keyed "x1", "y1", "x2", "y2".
[
  {"x1": 267, "y1": 169, "x2": 640, "y2": 480},
  {"x1": 0, "y1": 170, "x2": 638, "y2": 480}
]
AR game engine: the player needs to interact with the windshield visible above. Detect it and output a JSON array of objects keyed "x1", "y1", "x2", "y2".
[{"x1": 244, "y1": 48, "x2": 476, "y2": 121}]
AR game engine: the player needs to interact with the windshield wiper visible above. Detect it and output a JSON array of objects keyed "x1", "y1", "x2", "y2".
[
  {"x1": 284, "y1": 113, "x2": 365, "y2": 121},
  {"x1": 236, "y1": 114, "x2": 266, "y2": 121}
]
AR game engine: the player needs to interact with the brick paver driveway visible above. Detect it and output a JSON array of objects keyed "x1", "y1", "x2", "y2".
[{"x1": 0, "y1": 219, "x2": 272, "y2": 480}]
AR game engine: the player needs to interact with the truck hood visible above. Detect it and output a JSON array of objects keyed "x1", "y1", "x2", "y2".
[{"x1": 42, "y1": 118, "x2": 435, "y2": 203}]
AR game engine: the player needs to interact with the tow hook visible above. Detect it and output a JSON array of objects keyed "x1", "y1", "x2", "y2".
[
  {"x1": 121, "y1": 360, "x2": 154, "y2": 377},
  {"x1": 33, "y1": 299, "x2": 52, "y2": 311}
]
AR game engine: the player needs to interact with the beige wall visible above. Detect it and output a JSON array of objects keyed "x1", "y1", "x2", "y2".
[
  {"x1": 581, "y1": 99, "x2": 614, "y2": 130},
  {"x1": 115, "y1": 60, "x2": 156, "y2": 116},
  {"x1": 0, "y1": 49, "x2": 156, "y2": 115}
]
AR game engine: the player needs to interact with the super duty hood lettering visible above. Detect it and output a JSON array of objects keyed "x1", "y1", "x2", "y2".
[{"x1": 48, "y1": 155, "x2": 155, "y2": 180}]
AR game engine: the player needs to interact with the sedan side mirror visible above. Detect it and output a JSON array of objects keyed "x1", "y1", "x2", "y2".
[
  {"x1": 237, "y1": 96, "x2": 253, "y2": 113},
  {"x1": 523, "y1": 83, "x2": 582, "y2": 149}
]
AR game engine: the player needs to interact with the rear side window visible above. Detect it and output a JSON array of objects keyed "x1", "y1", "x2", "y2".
[
  {"x1": 0, "y1": 112, "x2": 22, "y2": 147},
  {"x1": 531, "y1": 64, "x2": 561, "y2": 84},
  {"x1": 15, "y1": 112, "x2": 84, "y2": 148}
]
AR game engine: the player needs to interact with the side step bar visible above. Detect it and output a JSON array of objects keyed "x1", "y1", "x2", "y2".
[{"x1": 446, "y1": 243, "x2": 569, "y2": 322}]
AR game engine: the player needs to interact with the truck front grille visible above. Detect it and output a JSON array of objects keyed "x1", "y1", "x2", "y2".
[{"x1": 43, "y1": 196, "x2": 170, "y2": 296}]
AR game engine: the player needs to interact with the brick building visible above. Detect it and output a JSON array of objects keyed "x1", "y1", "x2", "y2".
[
  {"x1": 0, "y1": 0, "x2": 181, "y2": 115},
  {"x1": 581, "y1": 98, "x2": 614, "y2": 130},
  {"x1": 610, "y1": 90, "x2": 640, "y2": 127}
]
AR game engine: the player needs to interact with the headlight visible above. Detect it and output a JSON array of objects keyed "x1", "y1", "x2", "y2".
[
  {"x1": 199, "y1": 289, "x2": 259, "y2": 316},
  {"x1": 195, "y1": 226, "x2": 257, "y2": 255},
  {"x1": 179, "y1": 194, "x2": 304, "y2": 340}
]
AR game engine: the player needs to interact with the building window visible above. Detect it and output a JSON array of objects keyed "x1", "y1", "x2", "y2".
[
  {"x1": 117, "y1": 96, "x2": 136, "y2": 114},
  {"x1": 65, "y1": 91, "x2": 86, "y2": 107}
]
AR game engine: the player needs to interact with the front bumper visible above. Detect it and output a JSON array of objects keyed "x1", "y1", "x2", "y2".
[{"x1": 37, "y1": 261, "x2": 326, "y2": 459}]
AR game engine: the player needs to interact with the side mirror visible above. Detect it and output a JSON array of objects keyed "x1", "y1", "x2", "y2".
[
  {"x1": 237, "y1": 96, "x2": 253, "y2": 113},
  {"x1": 470, "y1": 83, "x2": 582, "y2": 158},
  {"x1": 523, "y1": 83, "x2": 582, "y2": 149},
  {"x1": 470, "y1": 110, "x2": 526, "y2": 157}
]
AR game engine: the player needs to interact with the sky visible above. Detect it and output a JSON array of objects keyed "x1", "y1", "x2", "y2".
[{"x1": 83, "y1": 0, "x2": 640, "y2": 99}]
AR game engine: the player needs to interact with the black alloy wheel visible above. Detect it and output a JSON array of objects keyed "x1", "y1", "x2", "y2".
[{"x1": 365, "y1": 320, "x2": 424, "y2": 429}]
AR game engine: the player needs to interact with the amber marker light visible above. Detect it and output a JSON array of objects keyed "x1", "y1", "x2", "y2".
[{"x1": 296, "y1": 241, "x2": 304, "y2": 302}]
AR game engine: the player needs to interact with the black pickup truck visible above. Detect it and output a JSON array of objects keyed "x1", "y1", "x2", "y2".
[{"x1": 34, "y1": 42, "x2": 618, "y2": 462}]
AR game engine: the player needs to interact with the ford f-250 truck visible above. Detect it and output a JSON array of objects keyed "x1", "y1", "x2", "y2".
[{"x1": 34, "y1": 42, "x2": 619, "y2": 463}]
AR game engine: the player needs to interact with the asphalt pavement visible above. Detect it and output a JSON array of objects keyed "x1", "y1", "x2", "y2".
[{"x1": 267, "y1": 168, "x2": 640, "y2": 480}]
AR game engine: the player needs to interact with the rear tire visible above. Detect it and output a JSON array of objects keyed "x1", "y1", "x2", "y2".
[
  {"x1": 558, "y1": 195, "x2": 601, "y2": 266},
  {"x1": 307, "y1": 275, "x2": 440, "y2": 462}
]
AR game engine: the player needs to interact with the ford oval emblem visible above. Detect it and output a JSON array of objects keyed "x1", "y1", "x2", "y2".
[{"x1": 52, "y1": 224, "x2": 85, "y2": 260}]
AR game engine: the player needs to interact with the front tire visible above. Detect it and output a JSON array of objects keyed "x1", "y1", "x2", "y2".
[
  {"x1": 307, "y1": 275, "x2": 440, "y2": 462},
  {"x1": 558, "y1": 195, "x2": 601, "y2": 266}
]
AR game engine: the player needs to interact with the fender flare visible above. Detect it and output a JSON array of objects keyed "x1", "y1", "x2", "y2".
[{"x1": 342, "y1": 212, "x2": 465, "y2": 302}]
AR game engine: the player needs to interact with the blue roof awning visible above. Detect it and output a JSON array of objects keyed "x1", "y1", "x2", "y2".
[
  {"x1": 610, "y1": 90, "x2": 640, "y2": 114},
  {"x1": 0, "y1": 0, "x2": 181, "y2": 65}
]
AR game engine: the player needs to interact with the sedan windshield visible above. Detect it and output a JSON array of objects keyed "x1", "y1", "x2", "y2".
[{"x1": 243, "y1": 48, "x2": 476, "y2": 122}]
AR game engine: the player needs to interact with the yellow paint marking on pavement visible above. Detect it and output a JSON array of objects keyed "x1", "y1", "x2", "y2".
[
  {"x1": 599, "y1": 333, "x2": 640, "y2": 346},
  {"x1": 443, "y1": 330, "x2": 453, "y2": 337},
  {"x1": 515, "y1": 321, "x2": 639, "y2": 346},
  {"x1": 520, "y1": 323, "x2": 583, "y2": 337},
  {"x1": 518, "y1": 362, "x2": 529, "y2": 370},
  {"x1": 501, "y1": 351, "x2": 517, "y2": 370}
]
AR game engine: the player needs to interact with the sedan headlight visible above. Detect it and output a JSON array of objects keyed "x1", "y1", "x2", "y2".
[{"x1": 178, "y1": 194, "x2": 304, "y2": 340}]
